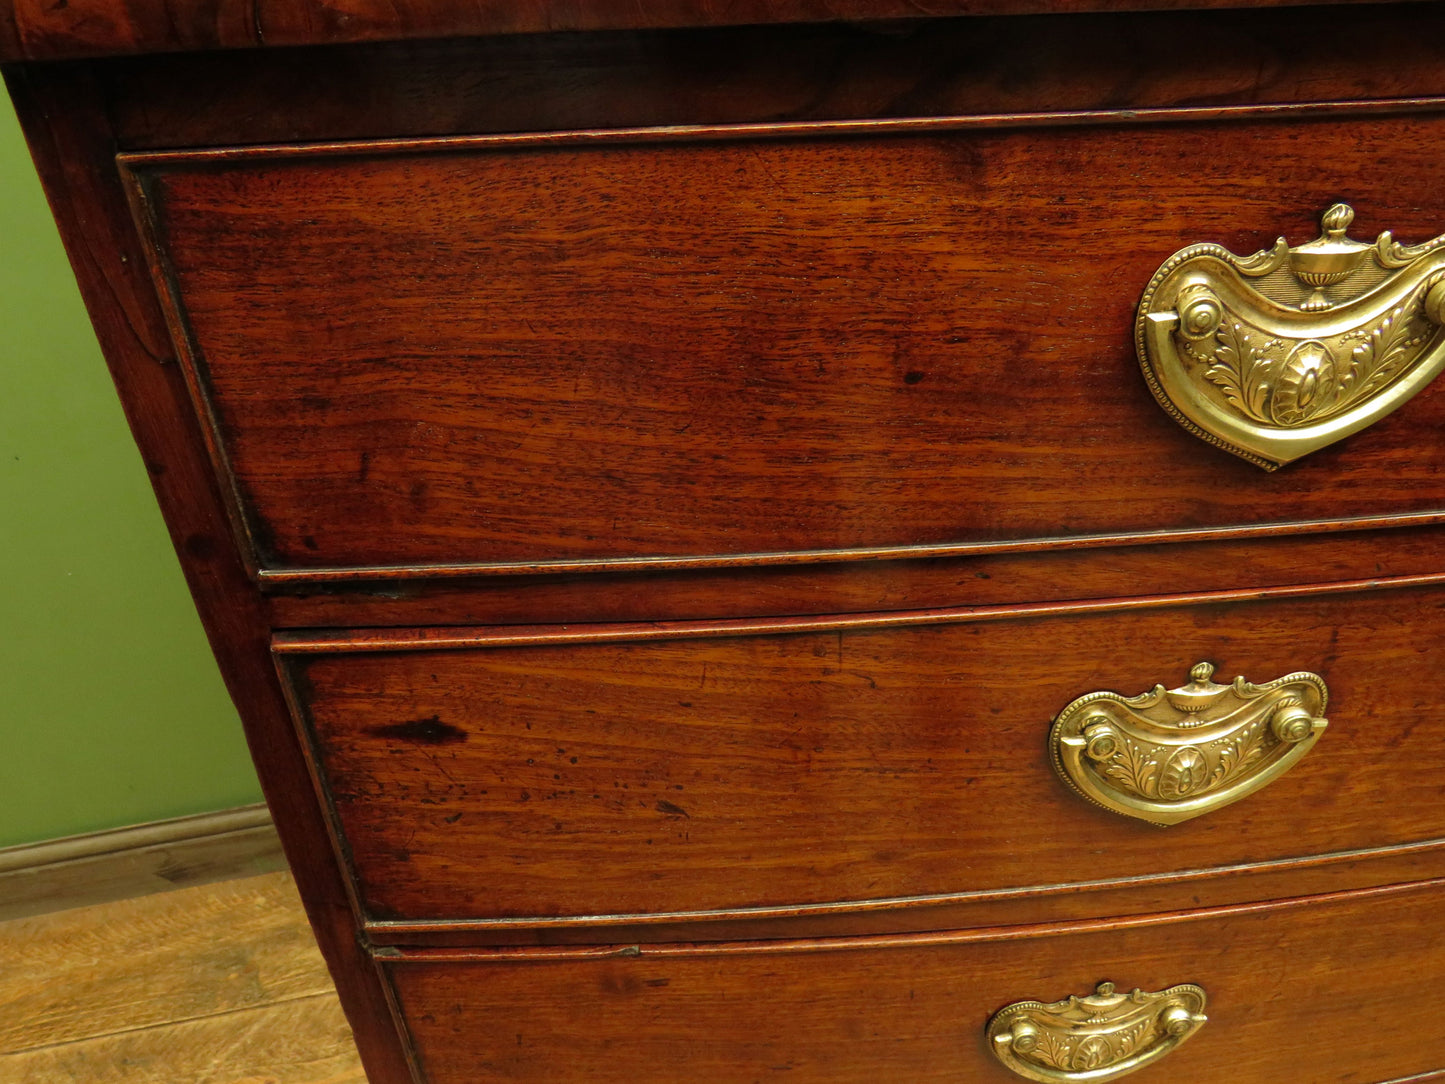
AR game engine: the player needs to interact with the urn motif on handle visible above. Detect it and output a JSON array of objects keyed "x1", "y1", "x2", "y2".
[
  {"x1": 1049, "y1": 662, "x2": 1328, "y2": 825},
  {"x1": 987, "y1": 981, "x2": 1208, "y2": 1082},
  {"x1": 1136, "y1": 203, "x2": 1445, "y2": 468}
]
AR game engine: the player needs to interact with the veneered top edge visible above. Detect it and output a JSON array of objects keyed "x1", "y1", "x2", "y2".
[{"x1": 0, "y1": 0, "x2": 1424, "y2": 64}]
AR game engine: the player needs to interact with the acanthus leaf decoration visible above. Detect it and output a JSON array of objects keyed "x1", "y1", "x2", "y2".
[
  {"x1": 1346, "y1": 291, "x2": 1432, "y2": 404},
  {"x1": 1137, "y1": 203, "x2": 1445, "y2": 468},
  {"x1": 987, "y1": 982, "x2": 1208, "y2": 1083},
  {"x1": 1049, "y1": 661, "x2": 1328, "y2": 826}
]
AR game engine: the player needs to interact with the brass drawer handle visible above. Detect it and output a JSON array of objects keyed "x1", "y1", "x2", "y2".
[
  {"x1": 1049, "y1": 662, "x2": 1327, "y2": 825},
  {"x1": 987, "y1": 982, "x2": 1207, "y2": 1083},
  {"x1": 1136, "y1": 203, "x2": 1445, "y2": 468}
]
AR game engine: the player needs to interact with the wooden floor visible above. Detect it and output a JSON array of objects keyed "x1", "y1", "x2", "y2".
[{"x1": 0, "y1": 871, "x2": 365, "y2": 1083}]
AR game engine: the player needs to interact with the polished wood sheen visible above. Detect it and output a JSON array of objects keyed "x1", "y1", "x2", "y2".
[
  {"x1": 366, "y1": 840, "x2": 1445, "y2": 946},
  {"x1": 263, "y1": 519, "x2": 1445, "y2": 629},
  {"x1": 1, "y1": 61, "x2": 414, "y2": 1084},
  {"x1": 282, "y1": 582, "x2": 1445, "y2": 925},
  {"x1": 9, "y1": 2, "x2": 1445, "y2": 1081},
  {"x1": 384, "y1": 880, "x2": 1445, "y2": 1083},
  {"x1": 92, "y1": 7, "x2": 1445, "y2": 151},
  {"x1": 0, "y1": 0, "x2": 1426, "y2": 63},
  {"x1": 127, "y1": 115, "x2": 1445, "y2": 575}
]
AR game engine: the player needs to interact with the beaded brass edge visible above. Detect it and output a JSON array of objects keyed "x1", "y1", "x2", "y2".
[
  {"x1": 1049, "y1": 662, "x2": 1328, "y2": 826},
  {"x1": 988, "y1": 981, "x2": 1208, "y2": 1082},
  {"x1": 1136, "y1": 204, "x2": 1445, "y2": 469}
]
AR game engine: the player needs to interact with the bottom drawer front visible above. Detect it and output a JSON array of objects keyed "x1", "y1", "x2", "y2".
[{"x1": 386, "y1": 881, "x2": 1445, "y2": 1083}]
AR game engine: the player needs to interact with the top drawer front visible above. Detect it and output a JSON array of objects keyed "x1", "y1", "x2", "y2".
[{"x1": 126, "y1": 113, "x2": 1445, "y2": 576}]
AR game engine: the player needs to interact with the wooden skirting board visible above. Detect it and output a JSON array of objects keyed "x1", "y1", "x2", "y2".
[{"x1": 0, "y1": 804, "x2": 286, "y2": 920}]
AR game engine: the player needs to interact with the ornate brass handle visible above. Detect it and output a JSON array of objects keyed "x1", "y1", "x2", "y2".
[
  {"x1": 987, "y1": 982, "x2": 1207, "y2": 1083},
  {"x1": 1136, "y1": 203, "x2": 1445, "y2": 468},
  {"x1": 1049, "y1": 662, "x2": 1327, "y2": 826}
]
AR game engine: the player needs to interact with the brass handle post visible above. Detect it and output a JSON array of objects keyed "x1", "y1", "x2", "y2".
[
  {"x1": 1136, "y1": 203, "x2": 1445, "y2": 468},
  {"x1": 1049, "y1": 662, "x2": 1327, "y2": 825},
  {"x1": 987, "y1": 982, "x2": 1207, "y2": 1082}
]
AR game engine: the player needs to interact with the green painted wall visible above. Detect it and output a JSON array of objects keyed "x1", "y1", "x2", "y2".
[{"x1": 1, "y1": 88, "x2": 262, "y2": 849}]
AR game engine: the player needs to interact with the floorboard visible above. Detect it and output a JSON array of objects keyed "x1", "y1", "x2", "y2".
[
  {"x1": 0, "y1": 870, "x2": 364, "y2": 1083},
  {"x1": 0, "y1": 995, "x2": 366, "y2": 1083}
]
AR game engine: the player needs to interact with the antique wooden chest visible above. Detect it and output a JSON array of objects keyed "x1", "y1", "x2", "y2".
[{"x1": 7, "y1": 1, "x2": 1445, "y2": 1079}]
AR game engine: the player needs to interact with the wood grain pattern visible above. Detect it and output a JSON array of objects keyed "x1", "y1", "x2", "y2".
[
  {"x1": 0, "y1": 870, "x2": 364, "y2": 1083},
  {"x1": 368, "y1": 839, "x2": 1445, "y2": 945},
  {"x1": 86, "y1": 6, "x2": 1445, "y2": 152},
  {"x1": 284, "y1": 583, "x2": 1445, "y2": 925},
  {"x1": 0, "y1": 872, "x2": 333, "y2": 1052},
  {"x1": 1, "y1": 0, "x2": 1427, "y2": 63},
  {"x1": 3, "y1": 64, "x2": 414, "y2": 1083},
  {"x1": 0, "y1": 996, "x2": 365, "y2": 1084},
  {"x1": 272, "y1": 569, "x2": 1445, "y2": 653},
  {"x1": 13, "y1": 5, "x2": 1445, "y2": 1081},
  {"x1": 263, "y1": 520, "x2": 1445, "y2": 629},
  {"x1": 384, "y1": 879, "x2": 1445, "y2": 1083},
  {"x1": 129, "y1": 114, "x2": 1445, "y2": 576}
]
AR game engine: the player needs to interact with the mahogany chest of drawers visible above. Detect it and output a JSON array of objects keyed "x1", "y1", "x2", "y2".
[{"x1": 8, "y1": 2, "x2": 1445, "y2": 1080}]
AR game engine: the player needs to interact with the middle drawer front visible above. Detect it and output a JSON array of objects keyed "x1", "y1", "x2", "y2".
[{"x1": 280, "y1": 582, "x2": 1445, "y2": 926}]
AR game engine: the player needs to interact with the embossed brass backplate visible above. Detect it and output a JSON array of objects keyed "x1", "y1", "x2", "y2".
[
  {"x1": 1136, "y1": 203, "x2": 1445, "y2": 468},
  {"x1": 988, "y1": 981, "x2": 1208, "y2": 1082},
  {"x1": 1050, "y1": 662, "x2": 1327, "y2": 826}
]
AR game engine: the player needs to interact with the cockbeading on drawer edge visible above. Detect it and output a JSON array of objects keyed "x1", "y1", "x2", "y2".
[{"x1": 10, "y1": 4, "x2": 1445, "y2": 1081}]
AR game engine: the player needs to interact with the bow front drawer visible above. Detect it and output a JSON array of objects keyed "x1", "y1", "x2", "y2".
[
  {"x1": 124, "y1": 113, "x2": 1445, "y2": 579},
  {"x1": 380, "y1": 879, "x2": 1445, "y2": 1083},
  {"x1": 277, "y1": 582, "x2": 1445, "y2": 933}
]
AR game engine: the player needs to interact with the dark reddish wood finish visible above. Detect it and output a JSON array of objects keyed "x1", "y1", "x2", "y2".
[
  {"x1": 11, "y1": 5, "x2": 1445, "y2": 1081},
  {"x1": 0, "y1": 0, "x2": 1429, "y2": 63},
  {"x1": 383, "y1": 879, "x2": 1445, "y2": 1083},
  {"x1": 274, "y1": 568, "x2": 1445, "y2": 653},
  {"x1": 265, "y1": 522, "x2": 1445, "y2": 628},
  {"x1": 92, "y1": 6, "x2": 1445, "y2": 151},
  {"x1": 125, "y1": 114, "x2": 1445, "y2": 576},
  {"x1": 1, "y1": 64, "x2": 415, "y2": 1084},
  {"x1": 280, "y1": 582, "x2": 1445, "y2": 926},
  {"x1": 367, "y1": 840, "x2": 1445, "y2": 945}
]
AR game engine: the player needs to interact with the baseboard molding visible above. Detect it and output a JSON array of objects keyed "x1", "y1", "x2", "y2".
[{"x1": 0, "y1": 804, "x2": 287, "y2": 921}]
